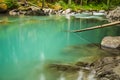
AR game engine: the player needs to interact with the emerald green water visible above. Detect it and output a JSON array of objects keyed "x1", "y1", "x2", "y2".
[{"x1": 0, "y1": 15, "x2": 120, "y2": 80}]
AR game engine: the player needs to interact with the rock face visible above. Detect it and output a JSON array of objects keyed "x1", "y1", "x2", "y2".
[
  {"x1": 107, "y1": 7, "x2": 120, "y2": 22},
  {"x1": 9, "y1": 6, "x2": 49, "y2": 16},
  {"x1": 62, "y1": 8, "x2": 71, "y2": 15},
  {"x1": 101, "y1": 36, "x2": 120, "y2": 49},
  {"x1": 92, "y1": 56, "x2": 120, "y2": 80},
  {"x1": 48, "y1": 61, "x2": 90, "y2": 72},
  {"x1": 48, "y1": 56, "x2": 120, "y2": 80},
  {"x1": 9, "y1": 2, "x2": 49, "y2": 16}
]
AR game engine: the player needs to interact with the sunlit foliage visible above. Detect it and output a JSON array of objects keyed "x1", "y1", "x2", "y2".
[{"x1": 0, "y1": 0, "x2": 120, "y2": 10}]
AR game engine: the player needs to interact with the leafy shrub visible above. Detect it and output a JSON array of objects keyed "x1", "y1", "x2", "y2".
[{"x1": 5, "y1": 0, "x2": 18, "y2": 9}]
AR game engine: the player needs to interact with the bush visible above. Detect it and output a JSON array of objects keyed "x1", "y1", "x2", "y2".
[{"x1": 5, "y1": 0, "x2": 18, "y2": 9}]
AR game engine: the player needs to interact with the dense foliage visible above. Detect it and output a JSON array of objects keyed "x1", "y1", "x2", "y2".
[
  {"x1": 35, "y1": 0, "x2": 120, "y2": 10},
  {"x1": 0, "y1": 0, "x2": 120, "y2": 10}
]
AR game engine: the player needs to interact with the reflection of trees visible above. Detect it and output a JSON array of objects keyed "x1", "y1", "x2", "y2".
[
  {"x1": 71, "y1": 18, "x2": 120, "y2": 43},
  {"x1": 0, "y1": 16, "x2": 9, "y2": 24}
]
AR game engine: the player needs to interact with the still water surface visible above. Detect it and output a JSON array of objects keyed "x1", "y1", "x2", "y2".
[{"x1": 0, "y1": 15, "x2": 120, "y2": 80}]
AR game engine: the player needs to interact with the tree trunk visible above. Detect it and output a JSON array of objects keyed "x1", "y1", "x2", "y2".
[
  {"x1": 68, "y1": 0, "x2": 71, "y2": 5},
  {"x1": 69, "y1": 21, "x2": 120, "y2": 33},
  {"x1": 80, "y1": 0, "x2": 83, "y2": 6},
  {"x1": 42, "y1": 0, "x2": 45, "y2": 8},
  {"x1": 107, "y1": 0, "x2": 110, "y2": 7}
]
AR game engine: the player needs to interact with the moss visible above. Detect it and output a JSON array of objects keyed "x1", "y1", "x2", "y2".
[{"x1": 0, "y1": 3, "x2": 7, "y2": 10}]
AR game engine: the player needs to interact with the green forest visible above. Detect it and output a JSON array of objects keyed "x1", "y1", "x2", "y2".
[{"x1": 0, "y1": 0, "x2": 120, "y2": 11}]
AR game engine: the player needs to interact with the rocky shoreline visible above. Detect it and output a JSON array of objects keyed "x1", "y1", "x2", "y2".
[
  {"x1": 9, "y1": 7, "x2": 107, "y2": 16},
  {"x1": 48, "y1": 57, "x2": 120, "y2": 80},
  {"x1": 3, "y1": 6, "x2": 120, "y2": 23},
  {"x1": 49, "y1": 56, "x2": 120, "y2": 80},
  {"x1": 1, "y1": 2, "x2": 120, "y2": 23},
  {"x1": 0, "y1": 2, "x2": 107, "y2": 16},
  {"x1": 48, "y1": 36, "x2": 120, "y2": 80}
]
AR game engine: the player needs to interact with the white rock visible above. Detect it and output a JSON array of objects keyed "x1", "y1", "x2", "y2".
[
  {"x1": 101, "y1": 36, "x2": 120, "y2": 48},
  {"x1": 65, "y1": 8, "x2": 71, "y2": 14}
]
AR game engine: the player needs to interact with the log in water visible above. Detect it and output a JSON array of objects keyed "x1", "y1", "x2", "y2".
[{"x1": 70, "y1": 21, "x2": 120, "y2": 33}]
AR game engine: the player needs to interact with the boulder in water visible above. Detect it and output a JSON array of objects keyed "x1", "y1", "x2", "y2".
[{"x1": 101, "y1": 36, "x2": 120, "y2": 49}]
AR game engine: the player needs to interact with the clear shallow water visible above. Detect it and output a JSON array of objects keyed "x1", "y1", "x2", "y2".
[{"x1": 0, "y1": 15, "x2": 120, "y2": 80}]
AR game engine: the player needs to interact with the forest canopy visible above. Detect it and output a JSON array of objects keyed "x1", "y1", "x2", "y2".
[{"x1": 0, "y1": 0, "x2": 120, "y2": 10}]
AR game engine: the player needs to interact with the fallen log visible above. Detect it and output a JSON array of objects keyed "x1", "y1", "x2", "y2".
[{"x1": 70, "y1": 21, "x2": 120, "y2": 33}]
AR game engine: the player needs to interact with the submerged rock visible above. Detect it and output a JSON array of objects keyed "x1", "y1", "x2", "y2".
[
  {"x1": 107, "y1": 7, "x2": 120, "y2": 22},
  {"x1": 101, "y1": 47, "x2": 120, "y2": 55},
  {"x1": 101, "y1": 36, "x2": 120, "y2": 49},
  {"x1": 75, "y1": 61, "x2": 89, "y2": 67},
  {"x1": 49, "y1": 63, "x2": 80, "y2": 72}
]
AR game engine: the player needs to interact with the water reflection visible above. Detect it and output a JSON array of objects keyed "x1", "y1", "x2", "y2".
[
  {"x1": 66, "y1": 15, "x2": 71, "y2": 45},
  {"x1": 39, "y1": 73, "x2": 45, "y2": 80}
]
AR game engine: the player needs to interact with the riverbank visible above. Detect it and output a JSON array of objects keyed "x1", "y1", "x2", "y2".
[
  {"x1": 48, "y1": 36, "x2": 120, "y2": 80},
  {"x1": 0, "y1": 1, "x2": 111, "y2": 16}
]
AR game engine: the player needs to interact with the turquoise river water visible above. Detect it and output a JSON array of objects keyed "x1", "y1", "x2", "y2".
[{"x1": 0, "y1": 15, "x2": 120, "y2": 80}]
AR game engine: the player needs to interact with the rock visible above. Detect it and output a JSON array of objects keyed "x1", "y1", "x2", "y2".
[
  {"x1": 65, "y1": 9, "x2": 71, "y2": 14},
  {"x1": 62, "y1": 11, "x2": 65, "y2": 14},
  {"x1": 43, "y1": 8, "x2": 51, "y2": 14},
  {"x1": 101, "y1": 36, "x2": 120, "y2": 49},
  {"x1": 62, "y1": 9, "x2": 71, "y2": 15},
  {"x1": 92, "y1": 56, "x2": 120, "y2": 80},
  {"x1": 107, "y1": 7, "x2": 120, "y2": 22},
  {"x1": 49, "y1": 63, "x2": 80, "y2": 72},
  {"x1": 93, "y1": 12, "x2": 105, "y2": 16},
  {"x1": 101, "y1": 46, "x2": 120, "y2": 55},
  {"x1": 99, "y1": 10, "x2": 105, "y2": 13},
  {"x1": 9, "y1": 7, "x2": 49, "y2": 16},
  {"x1": 75, "y1": 61, "x2": 89, "y2": 67},
  {"x1": 9, "y1": 9, "x2": 19, "y2": 16}
]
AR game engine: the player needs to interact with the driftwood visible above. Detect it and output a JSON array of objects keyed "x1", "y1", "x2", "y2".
[{"x1": 70, "y1": 21, "x2": 120, "y2": 33}]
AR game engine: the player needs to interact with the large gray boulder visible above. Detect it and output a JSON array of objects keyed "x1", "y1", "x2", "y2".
[
  {"x1": 107, "y1": 7, "x2": 120, "y2": 22},
  {"x1": 101, "y1": 36, "x2": 120, "y2": 49}
]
